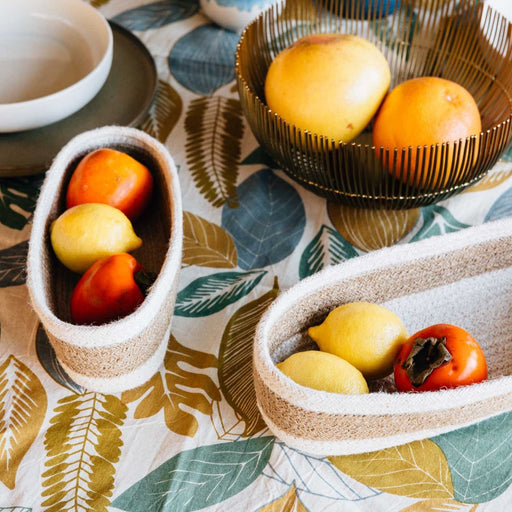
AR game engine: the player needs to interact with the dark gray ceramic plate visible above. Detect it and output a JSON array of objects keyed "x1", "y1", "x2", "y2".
[{"x1": 0, "y1": 21, "x2": 157, "y2": 177}]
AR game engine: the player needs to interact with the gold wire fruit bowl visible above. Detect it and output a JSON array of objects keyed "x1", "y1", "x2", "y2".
[{"x1": 235, "y1": 0, "x2": 512, "y2": 209}]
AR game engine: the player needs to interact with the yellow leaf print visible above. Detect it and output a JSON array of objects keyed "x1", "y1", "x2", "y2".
[
  {"x1": 183, "y1": 211, "x2": 237, "y2": 268},
  {"x1": 122, "y1": 334, "x2": 221, "y2": 437},
  {"x1": 219, "y1": 277, "x2": 279, "y2": 437},
  {"x1": 185, "y1": 96, "x2": 243, "y2": 208},
  {"x1": 255, "y1": 484, "x2": 309, "y2": 512},
  {"x1": 329, "y1": 440, "x2": 454, "y2": 498},
  {"x1": 398, "y1": 498, "x2": 478, "y2": 511},
  {"x1": 463, "y1": 168, "x2": 512, "y2": 194},
  {"x1": 140, "y1": 79, "x2": 183, "y2": 143},
  {"x1": 0, "y1": 355, "x2": 47, "y2": 490},
  {"x1": 328, "y1": 203, "x2": 419, "y2": 251},
  {"x1": 89, "y1": 0, "x2": 110, "y2": 8},
  {"x1": 41, "y1": 393, "x2": 127, "y2": 511}
]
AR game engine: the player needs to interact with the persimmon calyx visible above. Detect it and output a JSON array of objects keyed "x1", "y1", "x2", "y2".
[
  {"x1": 134, "y1": 271, "x2": 157, "y2": 296},
  {"x1": 401, "y1": 336, "x2": 452, "y2": 387}
]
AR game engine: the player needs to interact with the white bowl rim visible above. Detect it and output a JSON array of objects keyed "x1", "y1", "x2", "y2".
[{"x1": 0, "y1": 0, "x2": 113, "y2": 117}]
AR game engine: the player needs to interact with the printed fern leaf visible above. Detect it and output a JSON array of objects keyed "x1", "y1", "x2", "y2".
[
  {"x1": 0, "y1": 356, "x2": 47, "y2": 489},
  {"x1": 41, "y1": 393, "x2": 127, "y2": 511},
  {"x1": 185, "y1": 97, "x2": 243, "y2": 208}
]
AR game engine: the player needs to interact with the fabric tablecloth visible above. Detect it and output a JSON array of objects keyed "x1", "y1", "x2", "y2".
[{"x1": 1, "y1": 0, "x2": 512, "y2": 510}]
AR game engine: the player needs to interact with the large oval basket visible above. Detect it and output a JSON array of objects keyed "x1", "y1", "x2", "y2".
[
  {"x1": 236, "y1": 0, "x2": 512, "y2": 208},
  {"x1": 27, "y1": 126, "x2": 183, "y2": 393},
  {"x1": 254, "y1": 218, "x2": 512, "y2": 455}
]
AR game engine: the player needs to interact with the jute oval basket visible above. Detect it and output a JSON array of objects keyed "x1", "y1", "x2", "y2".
[
  {"x1": 254, "y1": 218, "x2": 512, "y2": 455},
  {"x1": 27, "y1": 126, "x2": 183, "y2": 393}
]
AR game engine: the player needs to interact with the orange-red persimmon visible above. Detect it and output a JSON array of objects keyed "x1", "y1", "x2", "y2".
[
  {"x1": 71, "y1": 253, "x2": 153, "y2": 325},
  {"x1": 394, "y1": 323, "x2": 487, "y2": 392},
  {"x1": 66, "y1": 148, "x2": 153, "y2": 220}
]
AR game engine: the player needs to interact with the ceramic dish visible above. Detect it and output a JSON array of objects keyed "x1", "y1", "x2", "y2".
[
  {"x1": 254, "y1": 218, "x2": 512, "y2": 455},
  {"x1": 0, "y1": 0, "x2": 113, "y2": 132},
  {"x1": 200, "y1": 0, "x2": 278, "y2": 32},
  {"x1": 26, "y1": 126, "x2": 183, "y2": 393},
  {"x1": 236, "y1": 0, "x2": 512, "y2": 208},
  {"x1": 0, "y1": 22, "x2": 156, "y2": 177}
]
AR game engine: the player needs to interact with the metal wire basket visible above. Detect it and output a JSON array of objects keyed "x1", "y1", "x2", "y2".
[{"x1": 235, "y1": 0, "x2": 512, "y2": 209}]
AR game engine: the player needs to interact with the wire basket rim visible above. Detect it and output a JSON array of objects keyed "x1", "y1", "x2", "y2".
[{"x1": 234, "y1": 0, "x2": 512, "y2": 152}]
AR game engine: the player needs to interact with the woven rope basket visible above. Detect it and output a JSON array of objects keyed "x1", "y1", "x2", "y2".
[
  {"x1": 27, "y1": 126, "x2": 183, "y2": 393},
  {"x1": 254, "y1": 218, "x2": 512, "y2": 455}
]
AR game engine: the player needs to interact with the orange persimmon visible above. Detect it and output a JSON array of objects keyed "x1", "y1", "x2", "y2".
[
  {"x1": 394, "y1": 323, "x2": 487, "y2": 392},
  {"x1": 70, "y1": 253, "x2": 154, "y2": 325},
  {"x1": 66, "y1": 148, "x2": 153, "y2": 220}
]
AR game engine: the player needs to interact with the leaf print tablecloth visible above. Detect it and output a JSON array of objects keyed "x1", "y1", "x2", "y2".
[{"x1": 2, "y1": 1, "x2": 512, "y2": 510}]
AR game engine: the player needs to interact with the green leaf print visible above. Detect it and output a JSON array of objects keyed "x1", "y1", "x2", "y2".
[
  {"x1": 112, "y1": 437, "x2": 275, "y2": 512},
  {"x1": 501, "y1": 142, "x2": 512, "y2": 162},
  {"x1": 0, "y1": 177, "x2": 42, "y2": 230},
  {"x1": 299, "y1": 225, "x2": 358, "y2": 279},
  {"x1": 410, "y1": 205, "x2": 470, "y2": 242},
  {"x1": 433, "y1": 411, "x2": 512, "y2": 503},
  {"x1": 174, "y1": 270, "x2": 267, "y2": 317},
  {"x1": 241, "y1": 147, "x2": 277, "y2": 168},
  {"x1": 0, "y1": 240, "x2": 28, "y2": 288}
]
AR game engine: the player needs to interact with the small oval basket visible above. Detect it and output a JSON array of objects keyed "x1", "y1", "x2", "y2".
[
  {"x1": 254, "y1": 218, "x2": 512, "y2": 455},
  {"x1": 236, "y1": 0, "x2": 512, "y2": 208},
  {"x1": 27, "y1": 126, "x2": 183, "y2": 393}
]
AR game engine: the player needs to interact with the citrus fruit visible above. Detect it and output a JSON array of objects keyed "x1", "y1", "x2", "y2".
[
  {"x1": 264, "y1": 33, "x2": 391, "y2": 143},
  {"x1": 308, "y1": 302, "x2": 408, "y2": 380},
  {"x1": 50, "y1": 203, "x2": 142, "y2": 273},
  {"x1": 277, "y1": 350, "x2": 369, "y2": 394},
  {"x1": 66, "y1": 148, "x2": 153, "y2": 221},
  {"x1": 372, "y1": 76, "x2": 481, "y2": 188}
]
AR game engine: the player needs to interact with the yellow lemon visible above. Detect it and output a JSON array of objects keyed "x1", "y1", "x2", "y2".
[
  {"x1": 50, "y1": 203, "x2": 142, "y2": 273},
  {"x1": 277, "y1": 350, "x2": 368, "y2": 395},
  {"x1": 308, "y1": 302, "x2": 408, "y2": 380}
]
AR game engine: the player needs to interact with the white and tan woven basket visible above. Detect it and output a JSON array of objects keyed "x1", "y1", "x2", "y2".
[
  {"x1": 27, "y1": 126, "x2": 182, "y2": 393},
  {"x1": 254, "y1": 218, "x2": 512, "y2": 455}
]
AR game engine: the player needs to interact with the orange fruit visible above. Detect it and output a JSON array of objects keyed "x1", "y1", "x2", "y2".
[
  {"x1": 66, "y1": 148, "x2": 153, "y2": 220},
  {"x1": 372, "y1": 77, "x2": 481, "y2": 189}
]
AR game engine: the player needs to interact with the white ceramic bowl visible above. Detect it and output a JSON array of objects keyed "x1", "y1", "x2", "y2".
[
  {"x1": 0, "y1": 0, "x2": 113, "y2": 133},
  {"x1": 200, "y1": 0, "x2": 278, "y2": 33}
]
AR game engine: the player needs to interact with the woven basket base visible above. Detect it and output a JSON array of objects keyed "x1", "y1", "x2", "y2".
[
  {"x1": 257, "y1": 402, "x2": 509, "y2": 456},
  {"x1": 60, "y1": 323, "x2": 170, "y2": 393}
]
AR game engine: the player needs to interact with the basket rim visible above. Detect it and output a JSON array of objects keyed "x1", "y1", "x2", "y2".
[
  {"x1": 234, "y1": 0, "x2": 512, "y2": 153},
  {"x1": 26, "y1": 126, "x2": 183, "y2": 348},
  {"x1": 253, "y1": 217, "x2": 512, "y2": 416}
]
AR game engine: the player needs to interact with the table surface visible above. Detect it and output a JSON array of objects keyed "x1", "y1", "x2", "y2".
[{"x1": 2, "y1": 0, "x2": 512, "y2": 510}]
